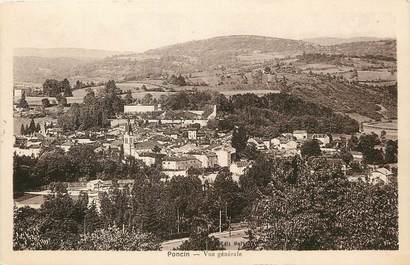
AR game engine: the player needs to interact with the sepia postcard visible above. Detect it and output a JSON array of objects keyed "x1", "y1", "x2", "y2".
[{"x1": 0, "y1": 0, "x2": 410, "y2": 264}]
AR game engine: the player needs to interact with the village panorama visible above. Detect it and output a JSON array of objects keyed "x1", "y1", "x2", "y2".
[{"x1": 13, "y1": 35, "x2": 398, "y2": 251}]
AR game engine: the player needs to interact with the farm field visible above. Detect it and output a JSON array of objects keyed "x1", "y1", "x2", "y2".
[
  {"x1": 14, "y1": 96, "x2": 83, "y2": 106},
  {"x1": 357, "y1": 70, "x2": 396, "y2": 81},
  {"x1": 237, "y1": 52, "x2": 286, "y2": 63},
  {"x1": 71, "y1": 81, "x2": 282, "y2": 100},
  {"x1": 345, "y1": 112, "x2": 375, "y2": 123}
]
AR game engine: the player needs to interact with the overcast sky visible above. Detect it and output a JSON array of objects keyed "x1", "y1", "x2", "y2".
[{"x1": 2, "y1": 0, "x2": 398, "y2": 52}]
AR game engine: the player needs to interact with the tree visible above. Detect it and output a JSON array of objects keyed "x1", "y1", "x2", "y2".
[
  {"x1": 102, "y1": 82, "x2": 124, "y2": 117},
  {"x1": 62, "y1": 78, "x2": 73, "y2": 97},
  {"x1": 242, "y1": 142, "x2": 259, "y2": 160},
  {"x1": 385, "y1": 140, "x2": 398, "y2": 163},
  {"x1": 169, "y1": 74, "x2": 187, "y2": 86},
  {"x1": 27, "y1": 118, "x2": 36, "y2": 135},
  {"x1": 141, "y1": 93, "x2": 153, "y2": 105},
  {"x1": 358, "y1": 134, "x2": 379, "y2": 152},
  {"x1": 16, "y1": 91, "x2": 29, "y2": 109},
  {"x1": 56, "y1": 95, "x2": 68, "y2": 107},
  {"x1": 287, "y1": 155, "x2": 302, "y2": 184},
  {"x1": 13, "y1": 154, "x2": 41, "y2": 193},
  {"x1": 158, "y1": 94, "x2": 168, "y2": 104},
  {"x1": 176, "y1": 230, "x2": 225, "y2": 251},
  {"x1": 100, "y1": 186, "x2": 131, "y2": 228},
  {"x1": 176, "y1": 74, "x2": 186, "y2": 86},
  {"x1": 58, "y1": 89, "x2": 112, "y2": 131},
  {"x1": 340, "y1": 149, "x2": 354, "y2": 165},
  {"x1": 152, "y1": 145, "x2": 161, "y2": 153},
  {"x1": 83, "y1": 203, "x2": 103, "y2": 234},
  {"x1": 20, "y1": 124, "x2": 25, "y2": 135},
  {"x1": 105, "y1": 80, "x2": 120, "y2": 94},
  {"x1": 335, "y1": 183, "x2": 398, "y2": 250},
  {"x1": 43, "y1": 79, "x2": 61, "y2": 97},
  {"x1": 33, "y1": 148, "x2": 73, "y2": 184},
  {"x1": 242, "y1": 156, "x2": 398, "y2": 250},
  {"x1": 301, "y1": 139, "x2": 321, "y2": 158},
  {"x1": 231, "y1": 126, "x2": 248, "y2": 158},
  {"x1": 357, "y1": 134, "x2": 384, "y2": 164},
  {"x1": 74, "y1": 80, "x2": 83, "y2": 90},
  {"x1": 212, "y1": 168, "x2": 245, "y2": 222},
  {"x1": 66, "y1": 145, "x2": 98, "y2": 180},
  {"x1": 347, "y1": 134, "x2": 358, "y2": 150},
  {"x1": 13, "y1": 207, "x2": 49, "y2": 250},
  {"x1": 124, "y1": 90, "x2": 134, "y2": 104},
  {"x1": 42, "y1": 98, "x2": 51, "y2": 108},
  {"x1": 239, "y1": 155, "x2": 274, "y2": 208},
  {"x1": 214, "y1": 94, "x2": 232, "y2": 113},
  {"x1": 165, "y1": 92, "x2": 191, "y2": 110},
  {"x1": 38, "y1": 192, "x2": 83, "y2": 250},
  {"x1": 77, "y1": 226, "x2": 160, "y2": 250},
  {"x1": 35, "y1": 123, "x2": 41, "y2": 133}
]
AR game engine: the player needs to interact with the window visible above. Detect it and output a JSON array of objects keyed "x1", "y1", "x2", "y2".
[{"x1": 125, "y1": 138, "x2": 128, "y2": 144}]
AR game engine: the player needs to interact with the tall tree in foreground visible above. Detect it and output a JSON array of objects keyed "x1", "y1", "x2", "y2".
[
  {"x1": 62, "y1": 78, "x2": 73, "y2": 97},
  {"x1": 38, "y1": 192, "x2": 83, "y2": 250},
  {"x1": 13, "y1": 207, "x2": 49, "y2": 250},
  {"x1": 231, "y1": 125, "x2": 248, "y2": 158},
  {"x1": 176, "y1": 216, "x2": 225, "y2": 251},
  {"x1": 17, "y1": 91, "x2": 29, "y2": 109},
  {"x1": 77, "y1": 226, "x2": 160, "y2": 250},
  {"x1": 245, "y1": 158, "x2": 398, "y2": 250}
]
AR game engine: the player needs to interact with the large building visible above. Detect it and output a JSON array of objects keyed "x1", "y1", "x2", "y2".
[
  {"x1": 124, "y1": 104, "x2": 162, "y2": 114},
  {"x1": 161, "y1": 156, "x2": 202, "y2": 171},
  {"x1": 213, "y1": 145, "x2": 236, "y2": 167}
]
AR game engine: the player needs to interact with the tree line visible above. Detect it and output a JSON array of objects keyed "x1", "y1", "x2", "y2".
[
  {"x1": 241, "y1": 155, "x2": 397, "y2": 250},
  {"x1": 58, "y1": 81, "x2": 123, "y2": 131},
  {"x1": 43, "y1": 78, "x2": 73, "y2": 97},
  {"x1": 20, "y1": 118, "x2": 41, "y2": 135},
  {"x1": 14, "y1": 154, "x2": 397, "y2": 250}
]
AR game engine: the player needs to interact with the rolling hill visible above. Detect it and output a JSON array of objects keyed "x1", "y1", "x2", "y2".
[
  {"x1": 14, "y1": 36, "x2": 397, "y2": 84},
  {"x1": 13, "y1": 35, "x2": 397, "y2": 120},
  {"x1": 13, "y1": 48, "x2": 132, "y2": 83},
  {"x1": 15, "y1": 47, "x2": 130, "y2": 59},
  {"x1": 145, "y1": 35, "x2": 319, "y2": 57},
  {"x1": 303, "y1": 37, "x2": 388, "y2": 46},
  {"x1": 323, "y1": 39, "x2": 396, "y2": 58}
]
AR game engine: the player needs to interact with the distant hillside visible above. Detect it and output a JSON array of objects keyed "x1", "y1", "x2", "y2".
[
  {"x1": 304, "y1": 37, "x2": 388, "y2": 46},
  {"x1": 146, "y1": 35, "x2": 318, "y2": 55},
  {"x1": 323, "y1": 40, "x2": 396, "y2": 58},
  {"x1": 15, "y1": 47, "x2": 129, "y2": 59},
  {"x1": 14, "y1": 56, "x2": 92, "y2": 83},
  {"x1": 14, "y1": 48, "x2": 133, "y2": 84},
  {"x1": 13, "y1": 36, "x2": 396, "y2": 89}
]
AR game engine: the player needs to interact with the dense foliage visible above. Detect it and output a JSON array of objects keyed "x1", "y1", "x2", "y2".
[
  {"x1": 16, "y1": 91, "x2": 29, "y2": 109},
  {"x1": 43, "y1": 78, "x2": 72, "y2": 97},
  {"x1": 241, "y1": 157, "x2": 398, "y2": 250},
  {"x1": 13, "y1": 192, "x2": 160, "y2": 250},
  {"x1": 20, "y1": 118, "x2": 41, "y2": 135},
  {"x1": 13, "y1": 146, "x2": 149, "y2": 192},
  {"x1": 14, "y1": 87, "x2": 397, "y2": 250},
  {"x1": 160, "y1": 90, "x2": 359, "y2": 137},
  {"x1": 218, "y1": 93, "x2": 359, "y2": 137},
  {"x1": 14, "y1": 150, "x2": 398, "y2": 250},
  {"x1": 58, "y1": 82, "x2": 123, "y2": 131}
]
